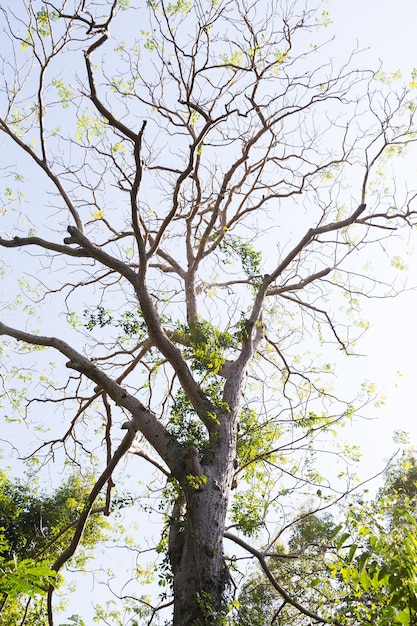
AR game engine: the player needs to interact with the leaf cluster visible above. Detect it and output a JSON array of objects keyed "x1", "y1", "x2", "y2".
[
  {"x1": 233, "y1": 452, "x2": 417, "y2": 625},
  {"x1": 0, "y1": 470, "x2": 111, "y2": 624},
  {"x1": 218, "y1": 237, "x2": 262, "y2": 280},
  {"x1": 83, "y1": 305, "x2": 149, "y2": 341},
  {"x1": 168, "y1": 388, "x2": 208, "y2": 450},
  {"x1": 237, "y1": 407, "x2": 280, "y2": 472},
  {"x1": 179, "y1": 320, "x2": 237, "y2": 375},
  {"x1": 0, "y1": 531, "x2": 55, "y2": 600},
  {"x1": 0, "y1": 471, "x2": 108, "y2": 563}
]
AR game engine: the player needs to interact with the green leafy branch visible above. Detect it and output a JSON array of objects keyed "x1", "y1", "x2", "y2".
[
  {"x1": 218, "y1": 237, "x2": 262, "y2": 280},
  {"x1": 0, "y1": 531, "x2": 56, "y2": 602}
]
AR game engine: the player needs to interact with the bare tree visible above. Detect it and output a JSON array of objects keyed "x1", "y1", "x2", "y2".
[{"x1": 0, "y1": 1, "x2": 416, "y2": 624}]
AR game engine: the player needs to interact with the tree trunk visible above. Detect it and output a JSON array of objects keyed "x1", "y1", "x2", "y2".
[
  {"x1": 169, "y1": 482, "x2": 230, "y2": 626},
  {"x1": 168, "y1": 432, "x2": 236, "y2": 626}
]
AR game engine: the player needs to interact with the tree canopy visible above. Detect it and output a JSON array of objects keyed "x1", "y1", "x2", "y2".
[
  {"x1": 0, "y1": 470, "x2": 109, "y2": 625},
  {"x1": 232, "y1": 450, "x2": 417, "y2": 626},
  {"x1": 1, "y1": 0, "x2": 417, "y2": 624}
]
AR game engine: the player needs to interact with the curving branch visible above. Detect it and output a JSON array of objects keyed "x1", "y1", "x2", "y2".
[
  {"x1": 47, "y1": 426, "x2": 136, "y2": 626},
  {"x1": 0, "y1": 235, "x2": 89, "y2": 258},
  {"x1": 224, "y1": 531, "x2": 343, "y2": 626},
  {"x1": 0, "y1": 321, "x2": 182, "y2": 473}
]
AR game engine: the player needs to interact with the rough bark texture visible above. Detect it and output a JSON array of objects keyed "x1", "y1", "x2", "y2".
[
  {"x1": 169, "y1": 412, "x2": 238, "y2": 625},
  {"x1": 170, "y1": 484, "x2": 230, "y2": 625}
]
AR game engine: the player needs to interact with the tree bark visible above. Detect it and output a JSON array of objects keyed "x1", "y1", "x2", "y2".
[
  {"x1": 170, "y1": 481, "x2": 230, "y2": 626},
  {"x1": 170, "y1": 486, "x2": 229, "y2": 626},
  {"x1": 169, "y1": 415, "x2": 237, "y2": 626}
]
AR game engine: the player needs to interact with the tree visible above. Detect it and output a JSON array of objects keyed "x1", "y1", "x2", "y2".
[
  {"x1": 332, "y1": 451, "x2": 417, "y2": 626},
  {"x1": 231, "y1": 511, "x2": 337, "y2": 626},
  {"x1": 232, "y1": 450, "x2": 417, "y2": 626},
  {"x1": 0, "y1": 0, "x2": 416, "y2": 624},
  {"x1": 0, "y1": 470, "x2": 110, "y2": 625},
  {"x1": 0, "y1": 529, "x2": 56, "y2": 626}
]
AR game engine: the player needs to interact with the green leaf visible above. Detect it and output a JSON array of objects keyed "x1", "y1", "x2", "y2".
[
  {"x1": 335, "y1": 531, "x2": 350, "y2": 549},
  {"x1": 347, "y1": 543, "x2": 358, "y2": 563},
  {"x1": 395, "y1": 610, "x2": 411, "y2": 625}
]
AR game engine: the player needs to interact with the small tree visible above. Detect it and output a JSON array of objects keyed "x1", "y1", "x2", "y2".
[{"x1": 0, "y1": 1, "x2": 416, "y2": 624}]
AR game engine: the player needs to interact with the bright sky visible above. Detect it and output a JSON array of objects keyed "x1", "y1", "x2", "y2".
[
  {"x1": 325, "y1": 0, "x2": 417, "y2": 479},
  {"x1": 2, "y1": 0, "x2": 417, "y2": 622},
  {"x1": 334, "y1": 0, "x2": 417, "y2": 68}
]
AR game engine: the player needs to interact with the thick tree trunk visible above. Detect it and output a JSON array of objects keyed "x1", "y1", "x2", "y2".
[
  {"x1": 169, "y1": 481, "x2": 230, "y2": 626},
  {"x1": 168, "y1": 423, "x2": 237, "y2": 626}
]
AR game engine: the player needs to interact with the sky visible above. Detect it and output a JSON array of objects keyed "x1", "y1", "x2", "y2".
[
  {"x1": 1, "y1": 0, "x2": 417, "y2": 623},
  {"x1": 336, "y1": 0, "x2": 417, "y2": 74},
  {"x1": 325, "y1": 0, "x2": 417, "y2": 477}
]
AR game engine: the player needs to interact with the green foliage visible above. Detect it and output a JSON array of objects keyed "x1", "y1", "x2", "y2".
[
  {"x1": 233, "y1": 452, "x2": 417, "y2": 625},
  {"x1": 84, "y1": 307, "x2": 247, "y2": 377},
  {"x1": 60, "y1": 617, "x2": 86, "y2": 626},
  {"x1": 288, "y1": 511, "x2": 335, "y2": 552},
  {"x1": 185, "y1": 474, "x2": 208, "y2": 490},
  {"x1": 231, "y1": 569, "x2": 282, "y2": 626},
  {"x1": 231, "y1": 512, "x2": 335, "y2": 625},
  {"x1": 117, "y1": 310, "x2": 148, "y2": 337},
  {"x1": 0, "y1": 471, "x2": 111, "y2": 624},
  {"x1": 83, "y1": 305, "x2": 113, "y2": 331},
  {"x1": 180, "y1": 320, "x2": 237, "y2": 375},
  {"x1": 330, "y1": 506, "x2": 417, "y2": 624},
  {"x1": 218, "y1": 237, "x2": 262, "y2": 279},
  {"x1": 20, "y1": 7, "x2": 58, "y2": 50},
  {"x1": 230, "y1": 491, "x2": 266, "y2": 537},
  {"x1": 328, "y1": 451, "x2": 417, "y2": 625},
  {"x1": 166, "y1": 0, "x2": 192, "y2": 15},
  {"x1": 83, "y1": 305, "x2": 149, "y2": 340},
  {"x1": 294, "y1": 409, "x2": 332, "y2": 429},
  {"x1": 168, "y1": 379, "x2": 229, "y2": 448},
  {"x1": 75, "y1": 110, "x2": 107, "y2": 143},
  {"x1": 52, "y1": 79, "x2": 76, "y2": 109},
  {"x1": 230, "y1": 408, "x2": 283, "y2": 536},
  {"x1": 0, "y1": 531, "x2": 55, "y2": 599},
  {"x1": 190, "y1": 590, "x2": 230, "y2": 626},
  {"x1": 220, "y1": 50, "x2": 244, "y2": 68},
  {"x1": 83, "y1": 306, "x2": 184, "y2": 349},
  {"x1": 0, "y1": 471, "x2": 108, "y2": 563},
  {"x1": 2, "y1": 0, "x2": 416, "y2": 622},
  {"x1": 236, "y1": 407, "x2": 278, "y2": 472},
  {"x1": 35, "y1": 8, "x2": 57, "y2": 37},
  {"x1": 168, "y1": 388, "x2": 209, "y2": 450},
  {"x1": 383, "y1": 451, "x2": 417, "y2": 503}
]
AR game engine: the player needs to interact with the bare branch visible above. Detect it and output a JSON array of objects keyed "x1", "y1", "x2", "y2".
[
  {"x1": 0, "y1": 321, "x2": 182, "y2": 472},
  {"x1": 224, "y1": 531, "x2": 343, "y2": 626}
]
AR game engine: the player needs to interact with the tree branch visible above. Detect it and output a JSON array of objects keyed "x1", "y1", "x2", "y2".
[
  {"x1": 0, "y1": 235, "x2": 89, "y2": 258},
  {"x1": 47, "y1": 426, "x2": 136, "y2": 625},
  {"x1": 224, "y1": 531, "x2": 343, "y2": 626},
  {"x1": 0, "y1": 321, "x2": 182, "y2": 473}
]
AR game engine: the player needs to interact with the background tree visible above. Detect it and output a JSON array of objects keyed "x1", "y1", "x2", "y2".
[
  {"x1": 232, "y1": 450, "x2": 417, "y2": 626},
  {"x1": 0, "y1": 529, "x2": 56, "y2": 626},
  {"x1": 0, "y1": 0, "x2": 417, "y2": 624},
  {"x1": 0, "y1": 470, "x2": 110, "y2": 625},
  {"x1": 331, "y1": 450, "x2": 417, "y2": 626}
]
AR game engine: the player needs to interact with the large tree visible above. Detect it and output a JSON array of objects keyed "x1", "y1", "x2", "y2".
[{"x1": 0, "y1": 1, "x2": 416, "y2": 624}]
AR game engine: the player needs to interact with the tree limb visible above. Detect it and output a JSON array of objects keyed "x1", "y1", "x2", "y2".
[{"x1": 224, "y1": 531, "x2": 343, "y2": 625}]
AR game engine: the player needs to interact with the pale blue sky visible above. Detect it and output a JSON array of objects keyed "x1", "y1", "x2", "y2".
[{"x1": 1, "y1": 0, "x2": 417, "y2": 622}]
